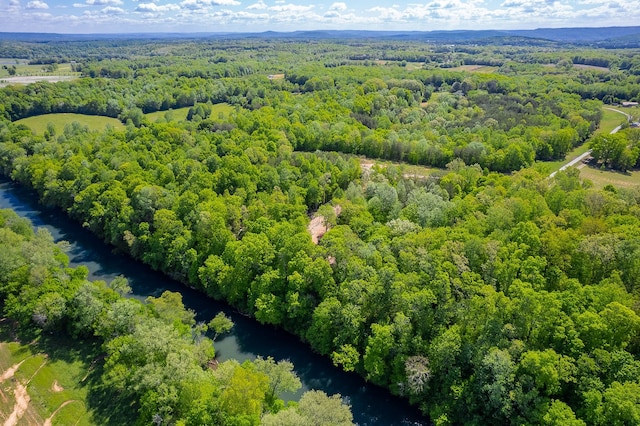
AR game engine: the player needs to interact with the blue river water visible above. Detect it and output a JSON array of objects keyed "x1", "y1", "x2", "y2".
[{"x1": 0, "y1": 176, "x2": 429, "y2": 426}]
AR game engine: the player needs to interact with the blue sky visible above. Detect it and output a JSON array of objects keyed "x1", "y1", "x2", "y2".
[{"x1": 0, "y1": 0, "x2": 638, "y2": 33}]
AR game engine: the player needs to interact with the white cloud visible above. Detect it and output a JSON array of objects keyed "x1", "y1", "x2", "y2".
[
  {"x1": 269, "y1": 3, "x2": 313, "y2": 12},
  {"x1": 367, "y1": 5, "x2": 403, "y2": 20},
  {"x1": 179, "y1": 0, "x2": 202, "y2": 8},
  {"x1": 89, "y1": 0, "x2": 124, "y2": 5},
  {"x1": 26, "y1": 0, "x2": 49, "y2": 9},
  {"x1": 75, "y1": 0, "x2": 122, "y2": 6},
  {"x1": 246, "y1": 0, "x2": 267, "y2": 9},
  {"x1": 4, "y1": 0, "x2": 640, "y2": 33},
  {"x1": 6, "y1": 0, "x2": 20, "y2": 11},
  {"x1": 102, "y1": 5, "x2": 125, "y2": 12},
  {"x1": 180, "y1": 0, "x2": 239, "y2": 9},
  {"x1": 136, "y1": 2, "x2": 180, "y2": 11}
]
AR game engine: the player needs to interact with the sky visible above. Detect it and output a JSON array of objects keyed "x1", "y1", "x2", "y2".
[{"x1": 0, "y1": 0, "x2": 639, "y2": 34}]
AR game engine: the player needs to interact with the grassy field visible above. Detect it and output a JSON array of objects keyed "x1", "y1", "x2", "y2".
[
  {"x1": 0, "y1": 332, "x2": 95, "y2": 426},
  {"x1": 0, "y1": 60, "x2": 80, "y2": 79},
  {"x1": 533, "y1": 143, "x2": 592, "y2": 175},
  {"x1": 360, "y1": 156, "x2": 440, "y2": 179},
  {"x1": 145, "y1": 103, "x2": 235, "y2": 123},
  {"x1": 624, "y1": 105, "x2": 640, "y2": 122},
  {"x1": 145, "y1": 107, "x2": 191, "y2": 123},
  {"x1": 579, "y1": 165, "x2": 640, "y2": 189},
  {"x1": 15, "y1": 113, "x2": 124, "y2": 135},
  {"x1": 595, "y1": 108, "x2": 628, "y2": 135},
  {"x1": 535, "y1": 106, "x2": 631, "y2": 175},
  {"x1": 447, "y1": 65, "x2": 499, "y2": 73},
  {"x1": 573, "y1": 64, "x2": 610, "y2": 72}
]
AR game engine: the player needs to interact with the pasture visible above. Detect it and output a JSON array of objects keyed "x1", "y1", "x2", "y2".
[
  {"x1": 145, "y1": 103, "x2": 235, "y2": 122},
  {"x1": 579, "y1": 165, "x2": 640, "y2": 190},
  {"x1": 15, "y1": 113, "x2": 124, "y2": 135},
  {"x1": 0, "y1": 334, "x2": 95, "y2": 426}
]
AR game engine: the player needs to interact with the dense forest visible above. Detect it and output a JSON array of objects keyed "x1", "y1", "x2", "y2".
[
  {"x1": 0, "y1": 209, "x2": 355, "y2": 425},
  {"x1": 1, "y1": 36, "x2": 640, "y2": 425}
]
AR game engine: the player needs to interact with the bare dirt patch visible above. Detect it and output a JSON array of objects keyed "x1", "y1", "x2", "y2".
[
  {"x1": 0, "y1": 76, "x2": 77, "y2": 88},
  {"x1": 308, "y1": 205, "x2": 341, "y2": 244},
  {"x1": 4, "y1": 382, "x2": 30, "y2": 426},
  {"x1": 360, "y1": 159, "x2": 379, "y2": 179},
  {"x1": 574, "y1": 64, "x2": 610, "y2": 72},
  {"x1": 0, "y1": 359, "x2": 27, "y2": 383},
  {"x1": 51, "y1": 380, "x2": 64, "y2": 392}
]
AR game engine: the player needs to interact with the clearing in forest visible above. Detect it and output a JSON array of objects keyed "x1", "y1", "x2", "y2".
[
  {"x1": 578, "y1": 166, "x2": 640, "y2": 190},
  {"x1": 447, "y1": 65, "x2": 498, "y2": 73},
  {"x1": 15, "y1": 113, "x2": 124, "y2": 135},
  {"x1": 360, "y1": 157, "x2": 439, "y2": 180},
  {"x1": 0, "y1": 76, "x2": 78, "y2": 88},
  {"x1": 308, "y1": 205, "x2": 342, "y2": 244},
  {"x1": 0, "y1": 338, "x2": 94, "y2": 426},
  {"x1": 145, "y1": 102, "x2": 235, "y2": 123}
]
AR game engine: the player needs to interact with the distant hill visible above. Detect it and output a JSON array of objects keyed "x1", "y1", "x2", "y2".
[
  {"x1": 1, "y1": 27, "x2": 640, "y2": 45},
  {"x1": 508, "y1": 26, "x2": 640, "y2": 43}
]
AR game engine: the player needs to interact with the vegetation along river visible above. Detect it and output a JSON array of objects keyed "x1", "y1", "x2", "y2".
[{"x1": 0, "y1": 176, "x2": 428, "y2": 426}]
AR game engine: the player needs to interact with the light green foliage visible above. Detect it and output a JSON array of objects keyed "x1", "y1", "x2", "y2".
[
  {"x1": 220, "y1": 363, "x2": 269, "y2": 423},
  {"x1": 542, "y1": 400, "x2": 586, "y2": 426},
  {"x1": 208, "y1": 311, "x2": 234, "y2": 340},
  {"x1": 260, "y1": 390, "x2": 354, "y2": 426},
  {"x1": 331, "y1": 344, "x2": 360, "y2": 372},
  {"x1": 519, "y1": 349, "x2": 576, "y2": 396},
  {"x1": 275, "y1": 390, "x2": 355, "y2": 426},
  {"x1": 146, "y1": 291, "x2": 196, "y2": 333},
  {"x1": 601, "y1": 382, "x2": 640, "y2": 425},
  {"x1": 253, "y1": 356, "x2": 302, "y2": 408}
]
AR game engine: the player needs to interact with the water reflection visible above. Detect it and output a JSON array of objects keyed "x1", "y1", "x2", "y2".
[{"x1": 0, "y1": 177, "x2": 428, "y2": 426}]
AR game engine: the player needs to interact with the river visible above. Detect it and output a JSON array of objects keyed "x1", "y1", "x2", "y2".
[{"x1": 0, "y1": 176, "x2": 428, "y2": 426}]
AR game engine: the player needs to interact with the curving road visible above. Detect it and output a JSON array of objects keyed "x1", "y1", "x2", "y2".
[{"x1": 549, "y1": 107, "x2": 631, "y2": 178}]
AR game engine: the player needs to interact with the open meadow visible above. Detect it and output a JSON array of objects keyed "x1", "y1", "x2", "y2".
[
  {"x1": 15, "y1": 113, "x2": 124, "y2": 135},
  {"x1": 145, "y1": 103, "x2": 235, "y2": 123},
  {"x1": 0, "y1": 330, "x2": 95, "y2": 426}
]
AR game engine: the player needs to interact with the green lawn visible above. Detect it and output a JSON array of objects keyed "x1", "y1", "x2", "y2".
[
  {"x1": 595, "y1": 108, "x2": 628, "y2": 135},
  {"x1": 145, "y1": 107, "x2": 191, "y2": 123},
  {"x1": 579, "y1": 165, "x2": 640, "y2": 190},
  {"x1": 0, "y1": 60, "x2": 80, "y2": 78},
  {"x1": 534, "y1": 106, "x2": 630, "y2": 175},
  {"x1": 145, "y1": 103, "x2": 235, "y2": 123},
  {"x1": 533, "y1": 143, "x2": 592, "y2": 175},
  {"x1": 15, "y1": 113, "x2": 124, "y2": 135}
]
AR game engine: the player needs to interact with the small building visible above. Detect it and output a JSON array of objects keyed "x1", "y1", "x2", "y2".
[{"x1": 621, "y1": 101, "x2": 639, "y2": 107}]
